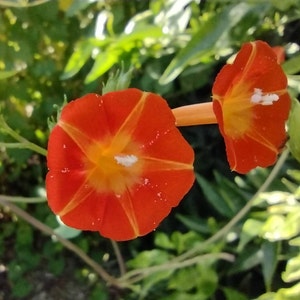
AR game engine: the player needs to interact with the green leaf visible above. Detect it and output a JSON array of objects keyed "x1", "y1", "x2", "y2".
[
  {"x1": 154, "y1": 232, "x2": 176, "y2": 250},
  {"x1": 61, "y1": 39, "x2": 105, "y2": 80},
  {"x1": 238, "y1": 218, "x2": 264, "y2": 251},
  {"x1": 282, "y1": 254, "x2": 300, "y2": 283},
  {"x1": 127, "y1": 249, "x2": 170, "y2": 269},
  {"x1": 283, "y1": 54, "x2": 300, "y2": 75},
  {"x1": 196, "y1": 174, "x2": 235, "y2": 218},
  {"x1": 102, "y1": 65, "x2": 133, "y2": 94},
  {"x1": 229, "y1": 246, "x2": 262, "y2": 275},
  {"x1": 255, "y1": 292, "x2": 276, "y2": 300},
  {"x1": 288, "y1": 98, "x2": 300, "y2": 163},
  {"x1": 171, "y1": 231, "x2": 202, "y2": 254},
  {"x1": 222, "y1": 287, "x2": 248, "y2": 300},
  {"x1": 159, "y1": 3, "x2": 254, "y2": 84},
  {"x1": 214, "y1": 171, "x2": 247, "y2": 213},
  {"x1": 289, "y1": 236, "x2": 300, "y2": 247},
  {"x1": 168, "y1": 264, "x2": 218, "y2": 297},
  {"x1": 176, "y1": 214, "x2": 212, "y2": 234},
  {"x1": 270, "y1": 0, "x2": 298, "y2": 11},
  {"x1": 85, "y1": 50, "x2": 119, "y2": 84},
  {"x1": 276, "y1": 282, "x2": 300, "y2": 300},
  {"x1": 261, "y1": 241, "x2": 279, "y2": 292},
  {"x1": 0, "y1": 69, "x2": 19, "y2": 80},
  {"x1": 262, "y1": 207, "x2": 300, "y2": 241}
]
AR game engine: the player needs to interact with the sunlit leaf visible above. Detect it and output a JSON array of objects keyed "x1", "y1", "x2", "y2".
[
  {"x1": 283, "y1": 54, "x2": 300, "y2": 75},
  {"x1": 276, "y1": 282, "x2": 300, "y2": 300},
  {"x1": 282, "y1": 254, "x2": 300, "y2": 282},
  {"x1": 238, "y1": 218, "x2": 264, "y2": 251},
  {"x1": 85, "y1": 51, "x2": 119, "y2": 83},
  {"x1": 0, "y1": 69, "x2": 19, "y2": 80},
  {"x1": 288, "y1": 98, "x2": 300, "y2": 163},
  {"x1": 159, "y1": 3, "x2": 255, "y2": 84},
  {"x1": 61, "y1": 39, "x2": 107, "y2": 80}
]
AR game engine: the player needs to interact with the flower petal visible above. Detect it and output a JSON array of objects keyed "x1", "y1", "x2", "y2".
[
  {"x1": 46, "y1": 89, "x2": 194, "y2": 240},
  {"x1": 212, "y1": 41, "x2": 290, "y2": 173}
]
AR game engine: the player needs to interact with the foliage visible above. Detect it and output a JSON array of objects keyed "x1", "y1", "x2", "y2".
[{"x1": 0, "y1": 0, "x2": 300, "y2": 299}]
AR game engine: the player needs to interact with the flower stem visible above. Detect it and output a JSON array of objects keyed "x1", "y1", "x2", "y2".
[
  {"x1": 174, "y1": 148, "x2": 290, "y2": 262},
  {"x1": 0, "y1": 197, "x2": 119, "y2": 287},
  {"x1": 172, "y1": 102, "x2": 217, "y2": 127},
  {"x1": 0, "y1": 195, "x2": 46, "y2": 203},
  {"x1": 111, "y1": 240, "x2": 126, "y2": 276},
  {"x1": 0, "y1": 115, "x2": 47, "y2": 156},
  {"x1": 119, "y1": 252, "x2": 235, "y2": 286}
]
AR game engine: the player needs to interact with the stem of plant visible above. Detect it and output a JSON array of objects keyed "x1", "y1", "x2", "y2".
[
  {"x1": 119, "y1": 252, "x2": 235, "y2": 286},
  {"x1": 0, "y1": 116, "x2": 47, "y2": 156},
  {"x1": 117, "y1": 149, "x2": 289, "y2": 285},
  {"x1": 0, "y1": 197, "x2": 119, "y2": 287},
  {"x1": 111, "y1": 240, "x2": 126, "y2": 276},
  {"x1": 0, "y1": 195, "x2": 46, "y2": 203},
  {"x1": 174, "y1": 148, "x2": 290, "y2": 263}
]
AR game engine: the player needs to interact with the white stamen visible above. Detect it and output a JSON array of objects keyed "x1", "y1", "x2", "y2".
[
  {"x1": 250, "y1": 88, "x2": 279, "y2": 106},
  {"x1": 114, "y1": 154, "x2": 138, "y2": 167}
]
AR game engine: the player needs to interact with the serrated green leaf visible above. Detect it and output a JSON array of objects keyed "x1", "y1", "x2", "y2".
[
  {"x1": 154, "y1": 232, "x2": 176, "y2": 250},
  {"x1": 288, "y1": 98, "x2": 300, "y2": 163},
  {"x1": 262, "y1": 207, "x2": 300, "y2": 241},
  {"x1": 171, "y1": 231, "x2": 202, "y2": 254},
  {"x1": 168, "y1": 264, "x2": 218, "y2": 297},
  {"x1": 127, "y1": 249, "x2": 170, "y2": 269},
  {"x1": 102, "y1": 65, "x2": 132, "y2": 94}
]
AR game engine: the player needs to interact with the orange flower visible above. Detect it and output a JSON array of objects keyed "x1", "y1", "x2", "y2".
[
  {"x1": 46, "y1": 89, "x2": 194, "y2": 241},
  {"x1": 173, "y1": 41, "x2": 291, "y2": 173}
]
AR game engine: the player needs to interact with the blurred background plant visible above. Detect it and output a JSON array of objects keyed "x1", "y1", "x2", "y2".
[{"x1": 0, "y1": 0, "x2": 300, "y2": 299}]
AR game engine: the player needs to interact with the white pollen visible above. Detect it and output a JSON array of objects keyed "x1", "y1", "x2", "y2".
[
  {"x1": 114, "y1": 154, "x2": 138, "y2": 167},
  {"x1": 250, "y1": 88, "x2": 279, "y2": 106}
]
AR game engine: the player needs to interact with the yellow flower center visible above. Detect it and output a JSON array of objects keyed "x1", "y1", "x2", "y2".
[
  {"x1": 84, "y1": 133, "x2": 144, "y2": 195},
  {"x1": 220, "y1": 82, "x2": 254, "y2": 139}
]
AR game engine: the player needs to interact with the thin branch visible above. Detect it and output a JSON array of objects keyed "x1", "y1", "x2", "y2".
[
  {"x1": 172, "y1": 148, "x2": 290, "y2": 263},
  {"x1": 111, "y1": 240, "x2": 126, "y2": 276},
  {"x1": 0, "y1": 197, "x2": 119, "y2": 287},
  {"x1": 0, "y1": 116, "x2": 47, "y2": 156},
  {"x1": 119, "y1": 252, "x2": 235, "y2": 286},
  {"x1": 0, "y1": 195, "x2": 46, "y2": 203}
]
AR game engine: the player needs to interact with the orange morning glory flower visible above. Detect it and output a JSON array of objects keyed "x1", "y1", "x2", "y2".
[
  {"x1": 172, "y1": 40, "x2": 291, "y2": 174},
  {"x1": 46, "y1": 89, "x2": 194, "y2": 241}
]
